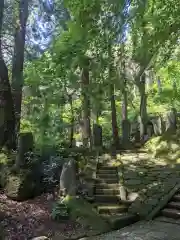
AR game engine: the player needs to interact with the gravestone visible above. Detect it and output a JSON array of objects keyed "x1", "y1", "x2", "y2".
[
  {"x1": 59, "y1": 158, "x2": 77, "y2": 196},
  {"x1": 165, "y1": 108, "x2": 177, "y2": 133},
  {"x1": 131, "y1": 120, "x2": 140, "y2": 143},
  {"x1": 151, "y1": 116, "x2": 164, "y2": 136},
  {"x1": 134, "y1": 131, "x2": 140, "y2": 143},
  {"x1": 71, "y1": 138, "x2": 76, "y2": 147},
  {"x1": 15, "y1": 132, "x2": 34, "y2": 168},
  {"x1": 138, "y1": 115, "x2": 146, "y2": 141},
  {"x1": 147, "y1": 123, "x2": 153, "y2": 138},
  {"x1": 121, "y1": 120, "x2": 131, "y2": 148},
  {"x1": 93, "y1": 124, "x2": 102, "y2": 147}
]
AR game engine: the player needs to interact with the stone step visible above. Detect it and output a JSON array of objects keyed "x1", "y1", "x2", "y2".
[
  {"x1": 156, "y1": 216, "x2": 180, "y2": 225},
  {"x1": 167, "y1": 201, "x2": 180, "y2": 210},
  {"x1": 95, "y1": 188, "x2": 119, "y2": 195},
  {"x1": 95, "y1": 183, "x2": 119, "y2": 190},
  {"x1": 98, "y1": 165, "x2": 117, "y2": 171},
  {"x1": 94, "y1": 194, "x2": 120, "y2": 203},
  {"x1": 97, "y1": 204, "x2": 128, "y2": 214},
  {"x1": 97, "y1": 169, "x2": 117, "y2": 175},
  {"x1": 96, "y1": 173, "x2": 118, "y2": 180},
  {"x1": 103, "y1": 213, "x2": 139, "y2": 230},
  {"x1": 95, "y1": 178, "x2": 118, "y2": 184},
  {"x1": 172, "y1": 194, "x2": 180, "y2": 201},
  {"x1": 161, "y1": 208, "x2": 180, "y2": 219}
]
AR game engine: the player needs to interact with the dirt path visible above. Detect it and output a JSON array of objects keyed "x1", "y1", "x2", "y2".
[{"x1": 0, "y1": 191, "x2": 86, "y2": 240}]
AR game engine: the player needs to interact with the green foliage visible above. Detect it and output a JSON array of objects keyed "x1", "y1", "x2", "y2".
[
  {"x1": 0, "y1": 153, "x2": 9, "y2": 164},
  {"x1": 20, "y1": 0, "x2": 180, "y2": 149},
  {"x1": 51, "y1": 201, "x2": 69, "y2": 221}
]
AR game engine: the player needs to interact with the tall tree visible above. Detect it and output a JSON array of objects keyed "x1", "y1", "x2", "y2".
[
  {"x1": 0, "y1": 0, "x2": 16, "y2": 150},
  {"x1": 129, "y1": 0, "x2": 180, "y2": 140},
  {"x1": 81, "y1": 57, "x2": 92, "y2": 148},
  {"x1": 108, "y1": 44, "x2": 119, "y2": 149},
  {"x1": 11, "y1": 0, "x2": 29, "y2": 134}
]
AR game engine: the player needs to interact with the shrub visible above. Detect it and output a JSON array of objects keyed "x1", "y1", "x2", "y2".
[{"x1": 51, "y1": 200, "x2": 69, "y2": 221}]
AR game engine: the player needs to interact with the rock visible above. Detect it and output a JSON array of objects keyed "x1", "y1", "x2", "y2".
[
  {"x1": 5, "y1": 164, "x2": 43, "y2": 201},
  {"x1": 119, "y1": 185, "x2": 127, "y2": 201},
  {"x1": 0, "y1": 163, "x2": 10, "y2": 188},
  {"x1": 171, "y1": 143, "x2": 179, "y2": 152},
  {"x1": 59, "y1": 158, "x2": 77, "y2": 196},
  {"x1": 127, "y1": 192, "x2": 139, "y2": 201},
  {"x1": 165, "y1": 108, "x2": 177, "y2": 133}
]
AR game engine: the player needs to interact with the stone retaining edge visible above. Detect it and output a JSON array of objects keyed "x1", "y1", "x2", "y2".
[
  {"x1": 89, "y1": 153, "x2": 99, "y2": 200},
  {"x1": 146, "y1": 182, "x2": 180, "y2": 220}
]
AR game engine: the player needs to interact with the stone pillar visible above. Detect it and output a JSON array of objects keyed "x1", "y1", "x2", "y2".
[
  {"x1": 59, "y1": 158, "x2": 77, "y2": 197},
  {"x1": 15, "y1": 132, "x2": 34, "y2": 168},
  {"x1": 93, "y1": 124, "x2": 102, "y2": 147},
  {"x1": 147, "y1": 123, "x2": 153, "y2": 138},
  {"x1": 121, "y1": 120, "x2": 131, "y2": 148},
  {"x1": 152, "y1": 116, "x2": 164, "y2": 136},
  {"x1": 165, "y1": 108, "x2": 177, "y2": 133}
]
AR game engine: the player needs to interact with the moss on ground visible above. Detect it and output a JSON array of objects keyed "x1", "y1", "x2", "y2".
[
  {"x1": 145, "y1": 131, "x2": 180, "y2": 161},
  {"x1": 61, "y1": 196, "x2": 111, "y2": 234},
  {"x1": 0, "y1": 153, "x2": 9, "y2": 164}
]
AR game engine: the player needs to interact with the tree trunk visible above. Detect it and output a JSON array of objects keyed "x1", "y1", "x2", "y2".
[
  {"x1": 69, "y1": 94, "x2": 75, "y2": 147},
  {"x1": 108, "y1": 42, "x2": 119, "y2": 150},
  {"x1": 138, "y1": 74, "x2": 147, "y2": 141},
  {"x1": 0, "y1": 0, "x2": 16, "y2": 150},
  {"x1": 121, "y1": 76, "x2": 131, "y2": 148},
  {"x1": 81, "y1": 60, "x2": 92, "y2": 148},
  {"x1": 110, "y1": 83, "x2": 119, "y2": 149},
  {"x1": 11, "y1": 0, "x2": 29, "y2": 136},
  {"x1": 121, "y1": 44, "x2": 128, "y2": 122}
]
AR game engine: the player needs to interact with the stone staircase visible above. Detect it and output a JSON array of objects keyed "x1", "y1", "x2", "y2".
[
  {"x1": 94, "y1": 163, "x2": 138, "y2": 229},
  {"x1": 156, "y1": 191, "x2": 180, "y2": 222}
]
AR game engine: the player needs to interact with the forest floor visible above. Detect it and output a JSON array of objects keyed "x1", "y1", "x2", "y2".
[
  {"x1": 1, "y1": 142, "x2": 180, "y2": 239},
  {"x1": 0, "y1": 190, "x2": 93, "y2": 240}
]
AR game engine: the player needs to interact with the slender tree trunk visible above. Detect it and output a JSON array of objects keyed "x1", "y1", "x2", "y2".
[
  {"x1": 121, "y1": 79, "x2": 131, "y2": 148},
  {"x1": 110, "y1": 83, "x2": 119, "y2": 149},
  {"x1": 108, "y1": 43, "x2": 119, "y2": 150},
  {"x1": 11, "y1": 0, "x2": 29, "y2": 136},
  {"x1": 122, "y1": 88, "x2": 128, "y2": 120},
  {"x1": 0, "y1": 0, "x2": 16, "y2": 150},
  {"x1": 81, "y1": 59, "x2": 92, "y2": 148},
  {"x1": 138, "y1": 74, "x2": 147, "y2": 141},
  {"x1": 69, "y1": 94, "x2": 75, "y2": 147}
]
